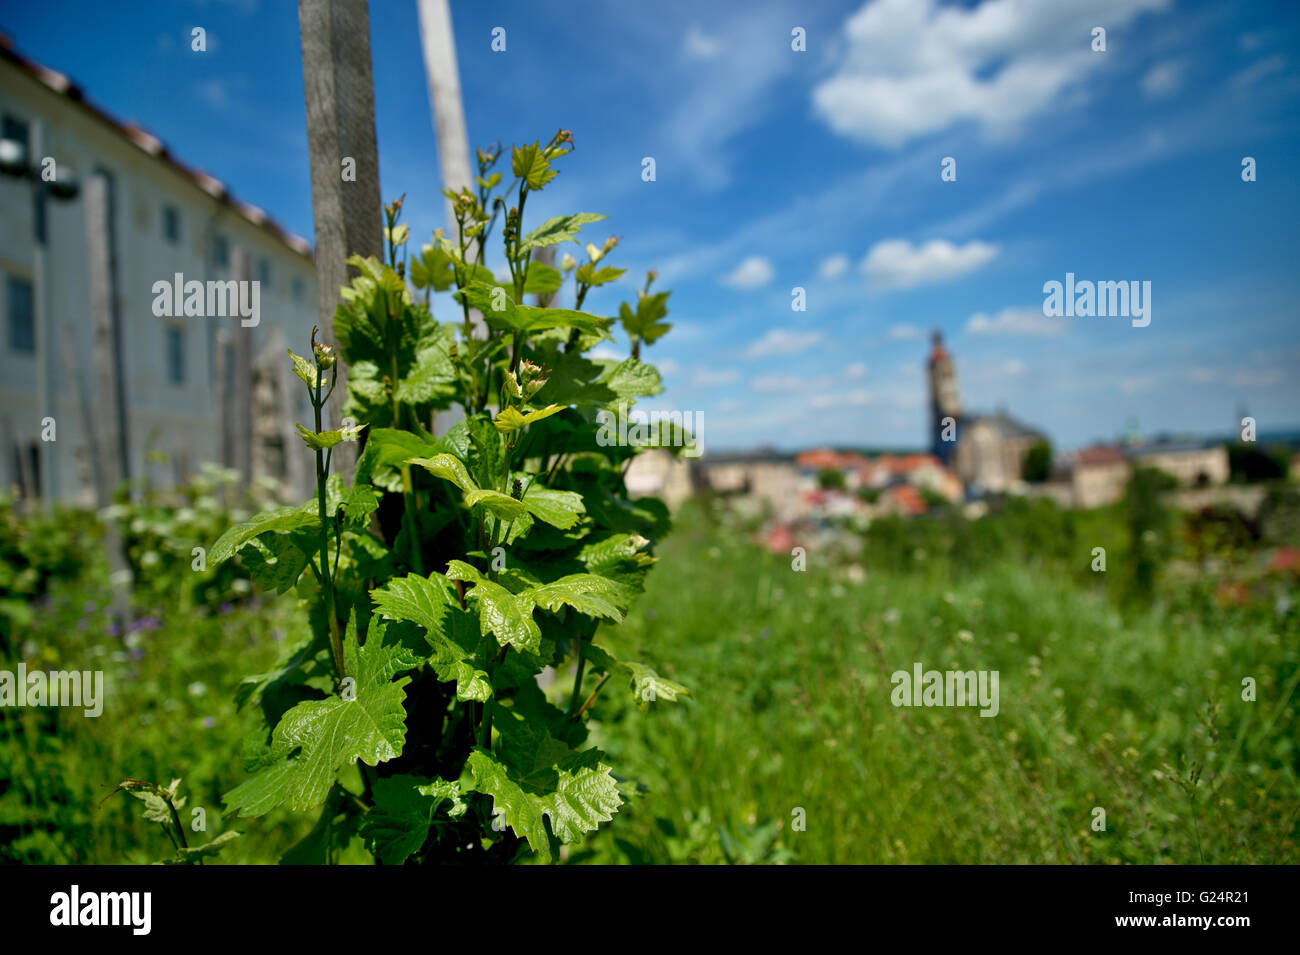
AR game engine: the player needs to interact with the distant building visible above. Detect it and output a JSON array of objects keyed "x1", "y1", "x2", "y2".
[
  {"x1": 927, "y1": 331, "x2": 960, "y2": 466},
  {"x1": 623, "y1": 449, "x2": 695, "y2": 508},
  {"x1": 793, "y1": 448, "x2": 962, "y2": 505},
  {"x1": 1069, "y1": 445, "x2": 1130, "y2": 508},
  {"x1": 695, "y1": 448, "x2": 802, "y2": 520},
  {"x1": 1129, "y1": 439, "x2": 1229, "y2": 487},
  {"x1": 1065, "y1": 440, "x2": 1229, "y2": 508},
  {"x1": 0, "y1": 36, "x2": 318, "y2": 504},
  {"x1": 924, "y1": 331, "x2": 1047, "y2": 494},
  {"x1": 955, "y1": 410, "x2": 1047, "y2": 494}
]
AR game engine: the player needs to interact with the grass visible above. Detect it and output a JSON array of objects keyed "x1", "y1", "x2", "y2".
[
  {"x1": 3, "y1": 493, "x2": 1297, "y2": 864},
  {"x1": 576, "y1": 500, "x2": 1300, "y2": 864}
]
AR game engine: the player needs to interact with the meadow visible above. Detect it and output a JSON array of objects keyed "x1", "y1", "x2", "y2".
[{"x1": 2, "y1": 479, "x2": 1297, "y2": 864}]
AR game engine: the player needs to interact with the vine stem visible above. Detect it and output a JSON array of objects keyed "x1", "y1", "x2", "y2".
[
  {"x1": 568, "y1": 638, "x2": 588, "y2": 715},
  {"x1": 574, "y1": 673, "x2": 611, "y2": 720},
  {"x1": 315, "y1": 373, "x2": 346, "y2": 681},
  {"x1": 392, "y1": 335, "x2": 425, "y2": 577}
]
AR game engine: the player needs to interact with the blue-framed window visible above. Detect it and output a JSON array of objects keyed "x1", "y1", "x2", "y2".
[
  {"x1": 162, "y1": 204, "x2": 181, "y2": 244},
  {"x1": 7, "y1": 276, "x2": 35, "y2": 354},
  {"x1": 165, "y1": 325, "x2": 185, "y2": 384}
]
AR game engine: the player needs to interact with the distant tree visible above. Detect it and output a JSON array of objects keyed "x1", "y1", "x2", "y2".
[
  {"x1": 857, "y1": 486, "x2": 880, "y2": 504},
  {"x1": 1022, "y1": 440, "x2": 1053, "y2": 483},
  {"x1": 818, "y1": 468, "x2": 847, "y2": 491},
  {"x1": 919, "y1": 487, "x2": 950, "y2": 510},
  {"x1": 1228, "y1": 443, "x2": 1288, "y2": 483},
  {"x1": 1124, "y1": 466, "x2": 1179, "y2": 601}
]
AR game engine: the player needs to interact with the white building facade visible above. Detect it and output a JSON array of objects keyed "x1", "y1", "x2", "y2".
[{"x1": 0, "y1": 38, "x2": 320, "y2": 506}]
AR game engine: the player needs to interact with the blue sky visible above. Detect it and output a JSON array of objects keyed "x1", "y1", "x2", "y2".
[{"x1": 3, "y1": 0, "x2": 1298, "y2": 452}]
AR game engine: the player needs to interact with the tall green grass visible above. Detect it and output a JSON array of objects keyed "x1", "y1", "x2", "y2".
[{"x1": 578, "y1": 501, "x2": 1300, "y2": 864}]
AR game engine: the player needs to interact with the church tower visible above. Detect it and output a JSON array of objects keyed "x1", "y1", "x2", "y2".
[{"x1": 928, "y1": 331, "x2": 961, "y2": 464}]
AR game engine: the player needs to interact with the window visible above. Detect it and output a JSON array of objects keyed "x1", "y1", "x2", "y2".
[
  {"x1": 1, "y1": 114, "x2": 29, "y2": 167},
  {"x1": 165, "y1": 325, "x2": 185, "y2": 385},
  {"x1": 12, "y1": 441, "x2": 40, "y2": 499},
  {"x1": 162, "y1": 204, "x2": 181, "y2": 244},
  {"x1": 7, "y1": 276, "x2": 35, "y2": 354},
  {"x1": 292, "y1": 276, "x2": 306, "y2": 304},
  {"x1": 257, "y1": 258, "x2": 271, "y2": 290},
  {"x1": 213, "y1": 233, "x2": 229, "y2": 268}
]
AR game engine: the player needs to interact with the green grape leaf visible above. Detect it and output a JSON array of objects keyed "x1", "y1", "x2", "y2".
[
  {"x1": 464, "y1": 488, "x2": 527, "y2": 521},
  {"x1": 288, "y1": 349, "x2": 321, "y2": 387},
  {"x1": 585, "y1": 644, "x2": 692, "y2": 703},
  {"x1": 469, "y1": 711, "x2": 622, "y2": 860},
  {"x1": 456, "y1": 283, "x2": 612, "y2": 336},
  {"x1": 467, "y1": 750, "x2": 551, "y2": 859},
  {"x1": 409, "y1": 244, "x2": 457, "y2": 292},
  {"x1": 371, "y1": 573, "x2": 492, "y2": 702},
  {"x1": 295, "y1": 423, "x2": 363, "y2": 451},
  {"x1": 574, "y1": 264, "x2": 625, "y2": 288},
  {"x1": 224, "y1": 615, "x2": 415, "y2": 817},
  {"x1": 523, "y1": 261, "x2": 564, "y2": 296},
  {"x1": 528, "y1": 573, "x2": 625, "y2": 622},
  {"x1": 163, "y1": 830, "x2": 240, "y2": 865},
  {"x1": 361, "y1": 775, "x2": 465, "y2": 865},
  {"x1": 597, "y1": 359, "x2": 663, "y2": 402},
  {"x1": 409, "y1": 452, "x2": 477, "y2": 492},
  {"x1": 210, "y1": 505, "x2": 318, "y2": 566},
  {"x1": 355, "y1": 428, "x2": 439, "y2": 486},
  {"x1": 339, "y1": 484, "x2": 382, "y2": 529},
  {"x1": 618, "y1": 289, "x2": 672, "y2": 346},
  {"x1": 223, "y1": 758, "x2": 300, "y2": 818},
  {"x1": 521, "y1": 484, "x2": 585, "y2": 529},
  {"x1": 237, "y1": 532, "x2": 315, "y2": 595},
  {"x1": 519, "y1": 212, "x2": 606, "y2": 251},
  {"x1": 445, "y1": 562, "x2": 541, "y2": 652},
  {"x1": 494, "y1": 404, "x2": 565, "y2": 433},
  {"x1": 511, "y1": 142, "x2": 557, "y2": 191}
]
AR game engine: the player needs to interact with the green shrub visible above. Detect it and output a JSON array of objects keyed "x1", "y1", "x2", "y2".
[{"x1": 198, "y1": 131, "x2": 691, "y2": 864}]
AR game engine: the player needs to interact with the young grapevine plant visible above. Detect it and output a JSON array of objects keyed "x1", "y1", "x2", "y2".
[{"x1": 208, "y1": 130, "x2": 691, "y2": 864}]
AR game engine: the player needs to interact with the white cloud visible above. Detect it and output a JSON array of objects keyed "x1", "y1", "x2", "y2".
[
  {"x1": 966, "y1": 306, "x2": 1064, "y2": 337},
  {"x1": 752, "y1": 373, "x2": 830, "y2": 392},
  {"x1": 683, "y1": 25, "x2": 720, "y2": 61},
  {"x1": 845, "y1": 361, "x2": 868, "y2": 379},
  {"x1": 1141, "y1": 60, "x2": 1185, "y2": 99},
  {"x1": 691, "y1": 367, "x2": 741, "y2": 387},
  {"x1": 818, "y1": 254, "x2": 850, "y2": 280},
  {"x1": 744, "y1": 328, "x2": 824, "y2": 359},
  {"x1": 720, "y1": 256, "x2": 775, "y2": 290},
  {"x1": 1231, "y1": 55, "x2": 1287, "y2": 91},
  {"x1": 810, "y1": 389, "x2": 875, "y2": 409},
  {"x1": 812, "y1": 0, "x2": 1172, "y2": 148},
  {"x1": 655, "y1": 6, "x2": 797, "y2": 189},
  {"x1": 1231, "y1": 368, "x2": 1282, "y2": 387},
  {"x1": 861, "y1": 238, "x2": 998, "y2": 290},
  {"x1": 887, "y1": 323, "x2": 926, "y2": 341},
  {"x1": 655, "y1": 358, "x2": 681, "y2": 377}
]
